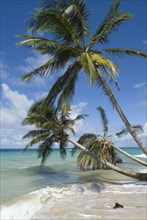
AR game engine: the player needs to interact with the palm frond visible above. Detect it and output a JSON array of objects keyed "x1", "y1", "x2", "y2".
[
  {"x1": 101, "y1": 65, "x2": 120, "y2": 91},
  {"x1": 73, "y1": 114, "x2": 89, "y2": 122},
  {"x1": 44, "y1": 61, "x2": 81, "y2": 107},
  {"x1": 71, "y1": 133, "x2": 97, "y2": 156},
  {"x1": 41, "y1": 0, "x2": 69, "y2": 11},
  {"x1": 57, "y1": 65, "x2": 79, "y2": 108},
  {"x1": 26, "y1": 8, "x2": 74, "y2": 42},
  {"x1": 41, "y1": 121, "x2": 57, "y2": 130},
  {"x1": 91, "y1": 53, "x2": 118, "y2": 76},
  {"x1": 104, "y1": 48, "x2": 147, "y2": 59},
  {"x1": 76, "y1": 139, "x2": 103, "y2": 170},
  {"x1": 21, "y1": 57, "x2": 54, "y2": 81},
  {"x1": 63, "y1": 0, "x2": 90, "y2": 39},
  {"x1": 78, "y1": 133, "x2": 97, "y2": 145},
  {"x1": 77, "y1": 152, "x2": 92, "y2": 170},
  {"x1": 88, "y1": 0, "x2": 132, "y2": 48},
  {"x1": 22, "y1": 100, "x2": 57, "y2": 129},
  {"x1": 22, "y1": 113, "x2": 47, "y2": 127},
  {"x1": 66, "y1": 125, "x2": 75, "y2": 135},
  {"x1": 53, "y1": 45, "x2": 79, "y2": 65},
  {"x1": 59, "y1": 138, "x2": 68, "y2": 160},
  {"x1": 17, "y1": 35, "x2": 75, "y2": 56},
  {"x1": 78, "y1": 52, "x2": 97, "y2": 85},
  {"x1": 61, "y1": 103, "x2": 71, "y2": 117},
  {"x1": 22, "y1": 129, "x2": 49, "y2": 139},
  {"x1": 23, "y1": 133, "x2": 50, "y2": 150},
  {"x1": 21, "y1": 44, "x2": 77, "y2": 81},
  {"x1": 24, "y1": 99, "x2": 44, "y2": 115},
  {"x1": 38, "y1": 138, "x2": 54, "y2": 164},
  {"x1": 61, "y1": 114, "x2": 88, "y2": 131},
  {"x1": 116, "y1": 125, "x2": 143, "y2": 137},
  {"x1": 95, "y1": 69, "x2": 117, "y2": 108},
  {"x1": 97, "y1": 106, "x2": 109, "y2": 137},
  {"x1": 24, "y1": 99, "x2": 56, "y2": 119},
  {"x1": 92, "y1": 159, "x2": 101, "y2": 170}
]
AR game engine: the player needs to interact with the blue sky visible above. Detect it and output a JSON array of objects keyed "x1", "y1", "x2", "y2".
[{"x1": 1, "y1": 0, "x2": 147, "y2": 149}]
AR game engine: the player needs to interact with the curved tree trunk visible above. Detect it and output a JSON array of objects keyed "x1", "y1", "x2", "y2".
[
  {"x1": 68, "y1": 138, "x2": 147, "y2": 181},
  {"x1": 96, "y1": 70, "x2": 147, "y2": 156},
  {"x1": 112, "y1": 144, "x2": 147, "y2": 166}
]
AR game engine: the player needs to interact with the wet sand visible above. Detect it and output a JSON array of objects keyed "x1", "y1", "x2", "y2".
[{"x1": 32, "y1": 182, "x2": 147, "y2": 220}]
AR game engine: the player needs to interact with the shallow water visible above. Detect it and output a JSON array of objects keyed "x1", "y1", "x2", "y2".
[{"x1": 0, "y1": 148, "x2": 147, "y2": 219}]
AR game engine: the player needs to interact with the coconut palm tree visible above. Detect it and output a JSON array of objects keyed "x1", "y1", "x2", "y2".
[
  {"x1": 71, "y1": 133, "x2": 122, "y2": 171},
  {"x1": 22, "y1": 100, "x2": 88, "y2": 164},
  {"x1": 17, "y1": 0, "x2": 147, "y2": 155},
  {"x1": 69, "y1": 138, "x2": 147, "y2": 181},
  {"x1": 22, "y1": 101, "x2": 147, "y2": 181},
  {"x1": 72, "y1": 107, "x2": 147, "y2": 169}
]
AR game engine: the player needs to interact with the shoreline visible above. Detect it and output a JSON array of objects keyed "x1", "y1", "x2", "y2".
[
  {"x1": 1, "y1": 181, "x2": 147, "y2": 220},
  {"x1": 1, "y1": 148, "x2": 147, "y2": 219}
]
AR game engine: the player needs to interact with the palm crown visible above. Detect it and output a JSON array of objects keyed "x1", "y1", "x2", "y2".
[
  {"x1": 71, "y1": 106, "x2": 143, "y2": 170},
  {"x1": 17, "y1": 0, "x2": 146, "y2": 108},
  {"x1": 17, "y1": 0, "x2": 147, "y2": 155},
  {"x1": 22, "y1": 100, "x2": 87, "y2": 164}
]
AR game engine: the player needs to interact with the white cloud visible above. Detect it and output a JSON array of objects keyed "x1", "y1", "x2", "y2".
[
  {"x1": 16, "y1": 52, "x2": 51, "y2": 88},
  {"x1": 2, "y1": 83, "x2": 33, "y2": 110},
  {"x1": 1, "y1": 52, "x2": 51, "y2": 90},
  {"x1": 133, "y1": 82, "x2": 146, "y2": 89},
  {"x1": 70, "y1": 102, "x2": 88, "y2": 119},
  {"x1": 17, "y1": 51, "x2": 50, "y2": 74},
  {"x1": 1, "y1": 83, "x2": 34, "y2": 127},
  {"x1": 69, "y1": 102, "x2": 94, "y2": 135},
  {"x1": 1, "y1": 84, "x2": 34, "y2": 148},
  {"x1": 0, "y1": 90, "x2": 91, "y2": 148}
]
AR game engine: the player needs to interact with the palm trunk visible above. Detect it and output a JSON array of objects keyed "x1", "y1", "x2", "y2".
[
  {"x1": 68, "y1": 138, "x2": 147, "y2": 181},
  {"x1": 112, "y1": 144, "x2": 147, "y2": 166},
  {"x1": 97, "y1": 70, "x2": 147, "y2": 156}
]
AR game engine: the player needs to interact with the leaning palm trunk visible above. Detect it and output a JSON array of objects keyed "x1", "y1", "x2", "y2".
[
  {"x1": 97, "y1": 70, "x2": 147, "y2": 156},
  {"x1": 68, "y1": 138, "x2": 147, "y2": 181},
  {"x1": 111, "y1": 144, "x2": 147, "y2": 166}
]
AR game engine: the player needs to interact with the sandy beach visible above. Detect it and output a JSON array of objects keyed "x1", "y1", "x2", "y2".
[
  {"x1": 31, "y1": 182, "x2": 147, "y2": 220},
  {"x1": 1, "y1": 181, "x2": 146, "y2": 220}
]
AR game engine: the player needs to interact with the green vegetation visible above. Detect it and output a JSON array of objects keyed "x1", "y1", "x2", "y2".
[
  {"x1": 72, "y1": 107, "x2": 147, "y2": 170},
  {"x1": 17, "y1": 0, "x2": 147, "y2": 155},
  {"x1": 22, "y1": 100, "x2": 147, "y2": 180},
  {"x1": 22, "y1": 100, "x2": 87, "y2": 164}
]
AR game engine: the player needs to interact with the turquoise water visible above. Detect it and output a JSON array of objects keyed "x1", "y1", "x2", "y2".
[
  {"x1": 0, "y1": 147, "x2": 146, "y2": 204},
  {"x1": 0, "y1": 148, "x2": 147, "y2": 220},
  {"x1": 0, "y1": 149, "x2": 78, "y2": 203}
]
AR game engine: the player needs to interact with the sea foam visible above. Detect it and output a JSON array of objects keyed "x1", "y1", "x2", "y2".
[
  {"x1": 134, "y1": 154, "x2": 147, "y2": 158},
  {"x1": 0, "y1": 182, "x2": 146, "y2": 220},
  {"x1": 0, "y1": 184, "x2": 100, "y2": 220},
  {"x1": 0, "y1": 189, "x2": 47, "y2": 220}
]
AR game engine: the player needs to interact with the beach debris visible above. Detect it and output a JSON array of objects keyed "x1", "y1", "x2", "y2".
[{"x1": 113, "y1": 202, "x2": 124, "y2": 209}]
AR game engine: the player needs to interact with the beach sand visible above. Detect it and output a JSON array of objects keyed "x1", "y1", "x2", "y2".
[{"x1": 30, "y1": 182, "x2": 147, "y2": 220}]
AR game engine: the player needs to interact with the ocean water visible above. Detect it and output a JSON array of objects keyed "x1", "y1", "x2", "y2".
[{"x1": 0, "y1": 147, "x2": 147, "y2": 220}]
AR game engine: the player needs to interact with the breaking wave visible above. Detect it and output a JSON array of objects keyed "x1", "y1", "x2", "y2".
[
  {"x1": 1, "y1": 182, "x2": 146, "y2": 220},
  {"x1": 134, "y1": 154, "x2": 147, "y2": 158}
]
